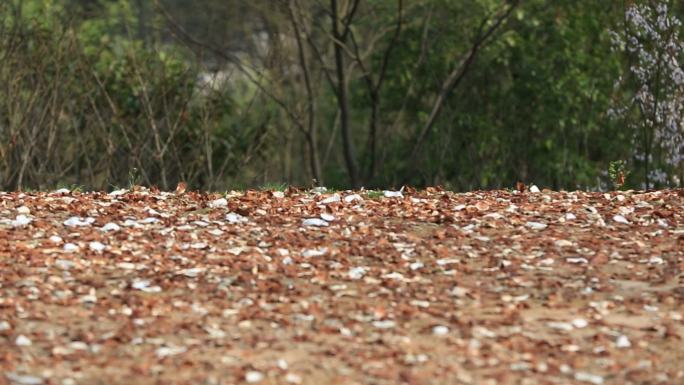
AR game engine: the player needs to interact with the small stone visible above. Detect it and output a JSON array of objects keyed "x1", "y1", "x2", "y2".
[
  {"x1": 510, "y1": 362, "x2": 531, "y2": 371},
  {"x1": 177, "y1": 268, "x2": 205, "y2": 278},
  {"x1": 616, "y1": 335, "x2": 631, "y2": 348},
  {"x1": 648, "y1": 256, "x2": 664, "y2": 265},
  {"x1": 409, "y1": 262, "x2": 424, "y2": 271},
  {"x1": 320, "y1": 213, "x2": 336, "y2": 222},
  {"x1": 410, "y1": 300, "x2": 430, "y2": 308},
  {"x1": 117, "y1": 262, "x2": 137, "y2": 270},
  {"x1": 449, "y1": 286, "x2": 469, "y2": 297},
  {"x1": 284, "y1": 373, "x2": 302, "y2": 384},
  {"x1": 16, "y1": 206, "x2": 30, "y2": 214},
  {"x1": 432, "y1": 325, "x2": 449, "y2": 335},
  {"x1": 155, "y1": 346, "x2": 187, "y2": 358},
  {"x1": 383, "y1": 272, "x2": 405, "y2": 280},
  {"x1": 131, "y1": 280, "x2": 162, "y2": 293},
  {"x1": 277, "y1": 359, "x2": 288, "y2": 370},
  {"x1": 571, "y1": 318, "x2": 588, "y2": 328},
  {"x1": 555, "y1": 239, "x2": 574, "y2": 247},
  {"x1": 529, "y1": 185, "x2": 541, "y2": 193},
  {"x1": 372, "y1": 320, "x2": 396, "y2": 329},
  {"x1": 80, "y1": 291, "x2": 97, "y2": 303},
  {"x1": 15, "y1": 335, "x2": 32, "y2": 346},
  {"x1": 574, "y1": 372, "x2": 604, "y2": 385},
  {"x1": 547, "y1": 322, "x2": 573, "y2": 331},
  {"x1": 5, "y1": 373, "x2": 44, "y2": 385},
  {"x1": 245, "y1": 371, "x2": 264, "y2": 383},
  {"x1": 55, "y1": 259, "x2": 75, "y2": 270}
]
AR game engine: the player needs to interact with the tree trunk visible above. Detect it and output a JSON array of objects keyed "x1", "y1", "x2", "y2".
[{"x1": 331, "y1": 0, "x2": 359, "y2": 188}]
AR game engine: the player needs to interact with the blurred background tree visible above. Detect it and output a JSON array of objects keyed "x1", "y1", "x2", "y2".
[{"x1": 0, "y1": 0, "x2": 681, "y2": 191}]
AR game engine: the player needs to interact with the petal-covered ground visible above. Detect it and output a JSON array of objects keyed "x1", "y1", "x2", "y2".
[{"x1": 1, "y1": 187, "x2": 683, "y2": 385}]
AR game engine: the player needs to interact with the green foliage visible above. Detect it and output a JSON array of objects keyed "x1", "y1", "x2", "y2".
[
  {"x1": 1, "y1": 0, "x2": 681, "y2": 191},
  {"x1": 364, "y1": 190, "x2": 385, "y2": 199},
  {"x1": 608, "y1": 160, "x2": 628, "y2": 189},
  {"x1": 258, "y1": 182, "x2": 288, "y2": 192}
]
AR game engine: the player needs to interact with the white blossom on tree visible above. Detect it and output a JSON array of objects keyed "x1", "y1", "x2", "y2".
[{"x1": 609, "y1": 1, "x2": 684, "y2": 188}]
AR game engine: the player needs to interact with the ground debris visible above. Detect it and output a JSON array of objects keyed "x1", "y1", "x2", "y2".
[{"x1": 1, "y1": 187, "x2": 683, "y2": 384}]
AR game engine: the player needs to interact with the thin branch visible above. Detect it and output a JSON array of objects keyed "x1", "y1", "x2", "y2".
[{"x1": 408, "y1": 0, "x2": 520, "y2": 163}]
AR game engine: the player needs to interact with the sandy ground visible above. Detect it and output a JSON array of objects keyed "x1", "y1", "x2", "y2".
[{"x1": 1, "y1": 187, "x2": 683, "y2": 385}]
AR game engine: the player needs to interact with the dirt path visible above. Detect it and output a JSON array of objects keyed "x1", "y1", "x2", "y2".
[{"x1": 1, "y1": 187, "x2": 683, "y2": 385}]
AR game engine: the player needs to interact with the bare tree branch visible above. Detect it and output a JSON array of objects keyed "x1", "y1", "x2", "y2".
[{"x1": 407, "y1": 0, "x2": 520, "y2": 166}]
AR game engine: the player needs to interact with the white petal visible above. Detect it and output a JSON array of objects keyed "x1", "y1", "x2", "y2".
[
  {"x1": 101, "y1": 223, "x2": 121, "y2": 232},
  {"x1": 344, "y1": 194, "x2": 362, "y2": 203},
  {"x1": 302, "y1": 248, "x2": 328, "y2": 258},
  {"x1": 226, "y1": 212, "x2": 248, "y2": 224},
  {"x1": 526, "y1": 221, "x2": 548, "y2": 230},
  {"x1": 574, "y1": 372, "x2": 604, "y2": 385},
  {"x1": 348, "y1": 267, "x2": 367, "y2": 280},
  {"x1": 63, "y1": 216, "x2": 94, "y2": 227},
  {"x1": 89, "y1": 241, "x2": 106, "y2": 251},
  {"x1": 208, "y1": 198, "x2": 228, "y2": 208},
  {"x1": 613, "y1": 214, "x2": 630, "y2": 224},
  {"x1": 320, "y1": 194, "x2": 341, "y2": 204},
  {"x1": 63, "y1": 243, "x2": 79, "y2": 252},
  {"x1": 11, "y1": 215, "x2": 32, "y2": 227},
  {"x1": 383, "y1": 190, "x2": 403, "y2": 198},
  {"x1": 302, "y1": 218, "x2": 329, "y2": 227},
  {"x1": 155, "y1": 346, "x2": 187, "y2": 358},
  {"x1": 372, "y1": 320, "x2": 396, "y2": 329}
]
